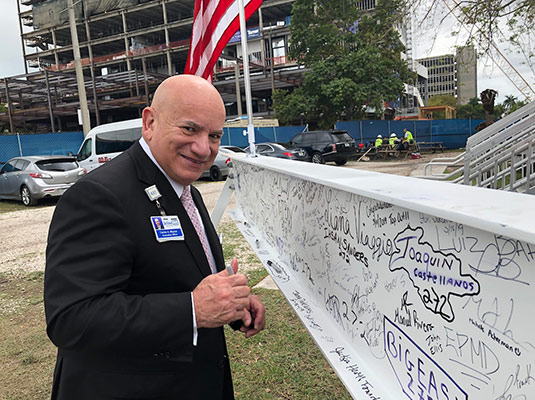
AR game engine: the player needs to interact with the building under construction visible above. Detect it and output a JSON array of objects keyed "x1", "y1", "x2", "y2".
[
  {"x1": 2, "y1": 0, "x2": 299, "y2": 133},
  {"x1": 2, "y1": 0, "x2": 427, "y2": 133}
]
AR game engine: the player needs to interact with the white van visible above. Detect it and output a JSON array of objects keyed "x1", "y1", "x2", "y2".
[
  {"x1": 76, "y1": 118, "x2": 229, "y2": 180},
  {"x1": 76, "y1": 119, "x2": 142, "y2": 172}
]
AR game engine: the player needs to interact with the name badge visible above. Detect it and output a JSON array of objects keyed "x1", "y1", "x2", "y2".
[{"x1": 151, "y1": 215, "x2": 184, "y2": 242}]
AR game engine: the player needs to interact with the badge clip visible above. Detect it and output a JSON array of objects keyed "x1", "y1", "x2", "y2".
[
  {"x1": 145, "y1": 185, "x2": 166, "y2": 216},
  {"x1": 145, "y1": 185, "x2": 162, "y2": 201}
]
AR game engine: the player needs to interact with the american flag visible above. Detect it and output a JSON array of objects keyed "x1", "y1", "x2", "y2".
[{"x1": 184, "y1": 0, "x2": 263, "y2": 81}]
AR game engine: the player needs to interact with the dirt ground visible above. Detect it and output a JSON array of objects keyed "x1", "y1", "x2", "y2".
[
  {"x1": 344, "y1": 150, "x2": 459, "y2": 176},
  {"x1": 0, "y1": 151, "x2": 459, "y2": 276}
]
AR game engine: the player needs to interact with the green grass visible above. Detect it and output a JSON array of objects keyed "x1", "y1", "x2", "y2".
[
  {"x1": 0, "y1": 271, "x2": 56, "y2": 400},
  {"x1": 227, "y1": 285, "x2": 352, "y2": 400},
  {"x1": 245, "y1": 266, "x2": 269, "y2": 287},
  {"x1": 219, "y1": 220, "x2": 263, "y2": 267},
  {"x1": 0, "y1": 198, "x2": 58, "y2": 214},
  {"x1": 444, "y1": 167, "x2": 463, "y2": 181},
  {"x1": 0, "y1": 200, "x2": 28, "y2": 214},
  {"x1": 0, "y1": 267, "x2": 351, "y2": 400}
]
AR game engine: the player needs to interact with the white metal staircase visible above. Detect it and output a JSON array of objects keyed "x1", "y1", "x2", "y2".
[{"x1": 422, "y1": 100, "x2": 535, "y2": 194}]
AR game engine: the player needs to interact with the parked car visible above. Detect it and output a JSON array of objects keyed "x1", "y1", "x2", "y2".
[
  {"x1": 199, "y1": 151, "x2": 230, "y2": 181},
  {"x1": 244, "y1": 142, "x2": 309, "y2": 161},
  {"x1": 289, "y1": 130, "x2": 356, "y2": 165},
  {"x1": 0, "y1": 156, "x2": 85, "y2": 206},
  {"x1": 220, "y1": 145, "x2": 246, "y2": 154}
]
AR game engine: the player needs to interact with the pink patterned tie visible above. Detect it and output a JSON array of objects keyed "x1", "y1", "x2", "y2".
[{"x1": 181, "y1": 185, "x2": 217, "y2": 274}]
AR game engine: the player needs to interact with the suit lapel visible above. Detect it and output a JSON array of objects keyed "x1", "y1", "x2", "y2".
[{"x1": 127, "y1": 142, "x2": 213, "y2": 277}]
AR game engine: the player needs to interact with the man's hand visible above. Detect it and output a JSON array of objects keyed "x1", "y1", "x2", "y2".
[
  {"x1": 193, "y1": 262, "x2": 250, "y2": 328},
  {"x1": 227, "y1": 258, "x2": 266, "y2": 338},
  {"x1": 239, "y1": 294, "x2": 266, "y2": 338}
]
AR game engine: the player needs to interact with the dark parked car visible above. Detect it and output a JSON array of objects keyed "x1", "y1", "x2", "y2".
[
  {"x1": 0, "y1": 156, "x2": 85, "y2": 206},
  {"x1": 289, "y1": 130, "x2": 356, "y2": 165},
  {"x1": 245, "y1": 142, "x2": 309, "y2": 161}
]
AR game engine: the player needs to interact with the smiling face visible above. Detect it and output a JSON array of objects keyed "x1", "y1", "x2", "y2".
[{"x1": 142, "y1": 75, "x2": 226, "y2": 186}]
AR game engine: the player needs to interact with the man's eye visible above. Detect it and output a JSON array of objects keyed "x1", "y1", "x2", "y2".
[{"x1": 182, "y1": 126, "x2": 195, "y2": 133}]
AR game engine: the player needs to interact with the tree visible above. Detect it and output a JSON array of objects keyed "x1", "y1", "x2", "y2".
[
  {"x1": 502, "y1": 95, "x2": 518, "y2": 111},
  {"x1": 508, "y1": 99, "x2": 528, "y2": 114},
  {"x1": 493, "y1": 103, "x2": 506, "y2": 119},
  {"x1": 456, "y1": 93, "x2": 528, "y2": 120},
  {"x1": 273, "y1": 0, "x2": 413, "y2": 129},
  {"x1": 272, "y1": 88, "x2": 316, "y2": 126},
  {"x1": 427, "y1": 94, "x2": 457, "y2": 108},
  {"x1": 501, "y1": 94, "x2": 528, "y2": 115},
  {"x1": 425, "y1": 94, "x2": 457, "y2": 119},
  {"x1": 456, "y1": 97, "x2": 485, "y2": 119}
]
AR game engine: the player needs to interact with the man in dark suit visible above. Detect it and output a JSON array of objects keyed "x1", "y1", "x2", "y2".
[{"x1": 44, "y1": 75, "x2": 266, "y2": 399}]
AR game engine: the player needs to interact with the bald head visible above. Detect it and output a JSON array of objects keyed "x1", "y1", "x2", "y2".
[
  {"x1": 142, "y1": 74, "x2": 226, "y2": 186},
  {"x1": 151, "y1": 75, "x2": 225, "y2": 116}
]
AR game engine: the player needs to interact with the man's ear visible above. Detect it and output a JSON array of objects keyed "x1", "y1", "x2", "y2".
[{"x1": 142, "y1": 107, "x2": 156, "y2": 141}]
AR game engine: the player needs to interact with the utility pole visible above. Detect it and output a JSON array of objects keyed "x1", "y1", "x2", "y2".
[
  {"x1": 237, "y1": 0, "x2": 256, "y2": 156},
  {"x1": 234, "y1": 62, "x2": 243, "y2": 117},
  {"x1": 67, "y1": 0, "x2": 91, "y2": 136}
]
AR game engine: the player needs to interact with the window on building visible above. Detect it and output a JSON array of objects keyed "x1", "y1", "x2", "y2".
[{"x1": 272, "y1": 37, "x2": 286, "y2": 59}]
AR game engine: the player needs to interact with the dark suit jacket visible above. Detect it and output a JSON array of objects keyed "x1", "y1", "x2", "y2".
[{"x1": 44, "y1": 142, "x2": 234, "y2": 400}]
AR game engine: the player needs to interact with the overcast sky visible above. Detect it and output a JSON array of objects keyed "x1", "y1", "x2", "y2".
[
  {"x1": 1, "y1": 1, "x2": 533, "y2": 104},
  {"x1": 1, "y1": 2, "x2": 28, "y2": 78}
]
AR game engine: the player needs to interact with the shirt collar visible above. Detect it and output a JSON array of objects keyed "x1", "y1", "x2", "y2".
[{"x1": 139, "y1": 137, "x2": 185, "y2": 198}]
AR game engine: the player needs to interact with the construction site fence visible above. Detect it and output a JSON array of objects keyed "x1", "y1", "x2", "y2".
[
  {"x1": 0, "y1": 132, "x2": 84, "y2": 165},
  {"x1": 0, "y1": 127, "x2": 307, "y2": 165},
  {"x1": 221, "y1": 125, "x2": 307, "y2": 147},
  {"x1": 336, "y1": 118, "x2": 484, "y2": 149},
  {"x1": 0, "y1": 119, "x2": 483, "y2": 165}
]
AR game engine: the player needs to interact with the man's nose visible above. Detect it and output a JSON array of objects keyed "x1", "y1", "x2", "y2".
[{"x1": 191, "y1": 134, "x2": 211, "y2": 158}]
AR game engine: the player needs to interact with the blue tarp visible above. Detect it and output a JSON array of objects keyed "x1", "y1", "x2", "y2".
[
  {"x1": 335, "y1": 119, "x2": 483, "y2": 149},
  {"x1": 0, "y1": 132, "x2": 84, "y2": 164}
]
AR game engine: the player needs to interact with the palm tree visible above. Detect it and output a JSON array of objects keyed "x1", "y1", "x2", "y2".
[{"x1": 502, "y1": 95, "x2": 518, "y2": 111}]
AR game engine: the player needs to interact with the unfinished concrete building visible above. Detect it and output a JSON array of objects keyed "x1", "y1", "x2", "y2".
[
  {"x1": 2, "y1": 0, "x2": 298, "y2": 132},
  {"x1": 3, "y1": 0, "x2": 425, "y2": 132}
]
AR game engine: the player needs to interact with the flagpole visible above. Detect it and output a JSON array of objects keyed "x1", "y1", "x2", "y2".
[{"x1": 237, "y1": 0, "x2": 256, "y2": 156}]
